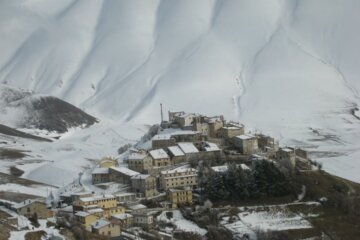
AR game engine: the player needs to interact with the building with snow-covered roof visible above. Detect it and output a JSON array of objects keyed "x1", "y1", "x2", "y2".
[
  {"x1": 92, "y1": 168, "x2": 110, "y2": 184},
  {"x1": 170, "y1": 130, "x2": 202, "y2": 142},
  {"x1": 127, "y1": 152, "x2": 153, "y2": 174},
  {"x1": 91, "y1": 219, "x2": 121, "y2": 237},
  {"x1": 132, "y1": 211, "x2": 155, "y2": 229},
  {"x1": 13, "y1": 198, "x2": 52, "y2": 219},
  {"x1": 167, "y1": 146, "x2": 186, "y2": 164},
  {"x1": 112, "y1": 213, "x2": 133, "y2": 228},
  {"x1": 167, "y1": 187, "x2": 193, "y2": 208},
  {"x1": 276, "y1": 147, "x2": 296, "y2": 170},
  {"x1": 115, "y1": 192, "x2": 136, "y2": 204},
  {"x1": 233, "y1": 134, "x2": 259, "y2": 155},
  {"x1": 131, "y1": 174, "x2": 158, "y2": 199},
  {"x1": 177, "y1": 142, "x2": 199, "y2": 159},
  {"x1": 218, "y1": 122, "x2": 245, "y2": 139},
  {"x1": 73, "y1": 194, "x2": 117, "y2": 212},
  {"x1": 160, "y1": 167, "x2": 197, "y2": 190},
  {"x1": 149, "y1": 149, "x2": 171, "y2": 167},
  {"x1": 151, "y1": 134, "x2": 176, "y2": 149},
  {"x1": 75, "y1": 211, "x2": 99, "y2": 230},
  {"x1": 109, "y1": 167, "x2": 140, "y2": 185}
]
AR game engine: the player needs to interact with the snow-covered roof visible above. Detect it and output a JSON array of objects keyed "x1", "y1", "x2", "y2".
[
  {"x1": 152, "y1": 134, "x2": 172, "y2": 140},
  {"x1": 110, "y1": 167, "x2": 140, "y2": 176},
  {"x1": 236, "y1": 134, "x2": 256, "y2": 140},
  {"x1": 112, "y1": 213, "x2": 133, "y2": 220},
  {"x1": 168, "y1": 146, "x2": 185, "y2": 157},
  {"x1": 282, "y1": 147, "x2": 294, "y2": 152},
  {"x1": 116, "y1": 192, "x2": 136, "y2": 197},
  {"x1": 92, "y1": 219, "x2": 110, "y2": 229},
  {"x1": 92, "y1": 168, "x2": 109, "y2": 174},
  {"x1": 171, "y1": 130, "x2": 200, "y2": 136},
  {"x1": 128, "y1": 204, "x2": 147, "y2": 210},
  {"x1": 161, "y1": 167, "x2": 197, "y2": 175},
  {"x1": 80, "y1": 194, "x2": 115, "y2": 203},
  {"x1": 131, "y1": 174, "x2": 150, "y2": 180},
  {"x1": 87, "y1": 208, "x2": 104, "y2": 214},
  {"x1": 211, "y1": 165, "x2": 228, "y2": 173},
  {"x1": 75, "y1": 211, "x2": 91, "y2": 217},
  {"x1": 204, "y1": 142, "x2": 220, "y2": 152},
  {"x1": 177, "y1": 142, "x2": 199, "y2": 153},
  {"x1": 149, "y1": 149, "x2": 169, "y2": 159},
  {"x1": 127, "y1": 152, "x2": 147, "y2": 160}
]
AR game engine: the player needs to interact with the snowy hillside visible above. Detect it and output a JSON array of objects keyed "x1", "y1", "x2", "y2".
[
  {"x1": 0, "y1": 84, "x2": 97, "y2": 132},
  {"x1": 0, "y1": 0, "x2": 360, "y2": 181}
]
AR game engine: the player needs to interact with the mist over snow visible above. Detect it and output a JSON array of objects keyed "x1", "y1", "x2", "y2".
[{"x1": 0, "y1": 0, "x2": 360, "y2": 182}]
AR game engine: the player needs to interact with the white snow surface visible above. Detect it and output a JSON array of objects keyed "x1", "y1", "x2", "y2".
[
  {"x1": 0, "y1": 1, "x2": 360, "y2": 181},
  {"x1": 157, "y1": 210, "x2": 207, "y2": 236}
]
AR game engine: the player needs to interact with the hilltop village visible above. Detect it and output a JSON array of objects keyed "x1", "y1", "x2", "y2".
[{"x1": 0, "y1": 110, "x2": 319, "y2": 239}]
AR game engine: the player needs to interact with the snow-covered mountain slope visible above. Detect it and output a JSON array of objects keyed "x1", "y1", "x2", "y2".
[
  {"x1": 0, "y1": 84, "x2": 97, "y2": 132},
  {"x1": 0, "y1": 0, "x2": 360, "y2": 181}
]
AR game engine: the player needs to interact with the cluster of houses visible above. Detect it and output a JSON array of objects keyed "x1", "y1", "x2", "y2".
[{"x1": 1, "y1": 110, "x2": 313, "y2": 239}]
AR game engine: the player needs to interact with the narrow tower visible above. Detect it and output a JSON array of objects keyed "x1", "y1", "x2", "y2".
[{"x1": 160, "y1": 103, "x2": 164, "y2": 123}]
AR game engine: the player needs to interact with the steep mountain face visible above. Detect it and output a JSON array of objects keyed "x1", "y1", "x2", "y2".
[
  {"x1": 0, "y1": 85, "x2": 97, "y2": 133},
  {"x1": 0, "y1": 0, "x2": 360, "y2": 181}
]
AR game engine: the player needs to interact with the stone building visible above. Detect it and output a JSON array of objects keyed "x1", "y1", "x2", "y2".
[
  {"x1": 13, "y1": 199, "x2": 52, "y2": 219},
  {"x1": 218, "y1": 123, "x2": 245, "y2": 139},
  {"x1": 131, "y1": 174, "x2": 158, "y2": 199},
  {"x1": 151, "y1": 134, "x2": 176, "y2": 149},
  {"x1": 233, "y1": 134, "x2": 259, "y2": 155},
  {"x1": 109, "y1": 167, "x2": 140, "y2": 185},
  {"x1": 167, "y1": 146, "x2": 186, "y2": 164},
  {"x1": 92, "y1": 168, "x2": 110, "y2": 184},
  {"x1": 167, "y1": 187, "x2": 193, "y2": 208},
  {"x1": 149, "y1": 149, "x2": 171, "y2": 167},
  {"x1": 127, "y1": 152, "x2": 153, "y2": 174},
  {"x1": 177, "y1": 142, "x2": 199, "y2": 159},
  {"x1": 276, "y1": 147, "x2": 296, "y2": 170},
  {"x1": 171, "y1": 131, "x2": 202, "y2": 142},
  {"x1": 132, "y1": 211, "x2": 154, "y2": 229},
  {"x1": 160, "y1": 168, "x2": 197, "y2": 190}
]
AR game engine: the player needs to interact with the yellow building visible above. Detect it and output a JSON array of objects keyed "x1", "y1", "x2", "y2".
[
  {"x1": 103, "y1": 206, "x2": 126, "y2": 219},
  {"x1": 99, "y1": 157, "x2": 118, "y2": 168},
  {"x1": 73, "y1": 194, "x2": 117, "y2": 212},
  {"x1": 75, "y1": 211, "x2": 99, "y2": 230},
  {"x1": 91, "y1": 219, "x2": 121, "y2": 237},
  {"x1": 168, "y1": 188, "x2": 193, "y2": 208},
  {"x1": 160, "y1": 168, "x2": 197, "y2": 190}
]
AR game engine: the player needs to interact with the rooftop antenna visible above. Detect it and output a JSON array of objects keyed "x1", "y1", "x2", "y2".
[{"x1": 160, "y1": 103, "x2": 164, "y2": 123}]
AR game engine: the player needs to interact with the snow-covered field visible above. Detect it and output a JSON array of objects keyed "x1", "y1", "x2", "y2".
[
  {"x1": 0, "y1": 0, "x2": 360, "y2": 183},
  {"x1": 221, "y1": 203, "x2": 317, "y2": 239},
  {"x1": 0, "y1": 121, "x2": 147, "y2": 187},
  {"x1": 157, "y1": 210, "x2": 208, "y2": 236}
]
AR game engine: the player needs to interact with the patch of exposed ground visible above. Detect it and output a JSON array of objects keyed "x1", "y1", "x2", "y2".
[
  {"x1": 0, "y1": 124, "x2": 52, "y2": 142},
  {"x1": 0, "y1": 148, "x2": 28, "y2": 160},
  {"x1": 0, "y1": 172, "x2": 53, "y2": 187},
  {"x1": 0, "y1": 191, "x2": 41, "y2": 203}
]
